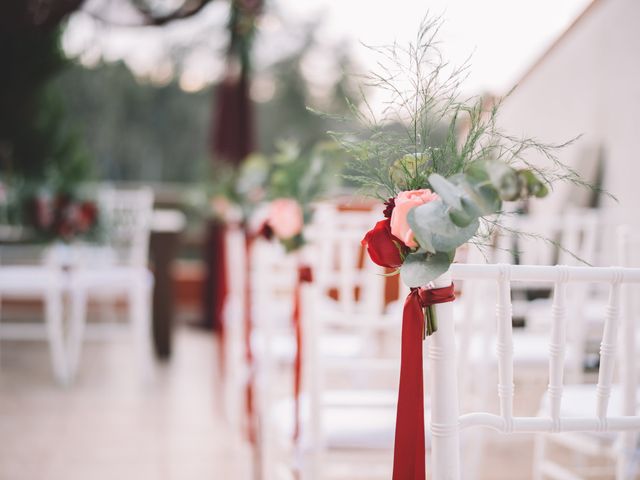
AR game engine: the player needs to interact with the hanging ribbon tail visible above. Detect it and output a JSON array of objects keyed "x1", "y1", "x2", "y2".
[
  {"x1": 244, "y1": 232, "x2": 256, "y2": 445},
  {"x1": 392, "y1": 284, "x2": 456, "y2": 480},
  {"x1": 214, "y1": 222, "x2": 229, "y2": 383},
  {"x1": 393, "y1": 289, "x2": 427, "y2": 480},
  {"x1": 292, "y1": 264, "x2": 313, "y2": 442}
]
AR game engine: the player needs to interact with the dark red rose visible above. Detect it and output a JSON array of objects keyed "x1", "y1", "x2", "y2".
[
  {"x1": 361, "y1": 218, "x2": 405, "y2": 268},
  {"x1": 258, "y1": 221, "x2": 274, "y2": 240},
  {"x1": 383, "y1": 197, "x2": 396, "y2": 219},
  {"x1": 77, "y1": 202, "x2": 98, "y2": 232}
]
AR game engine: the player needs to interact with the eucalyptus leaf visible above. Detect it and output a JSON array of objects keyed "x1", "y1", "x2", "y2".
[
  {"x1": 400, "y1": 251, "x2": 453, "y2": 288},
  {"x1": 485, "y1": 160, "x2": 520, "y2": 201},
  {"x1": 449, "y1": 204, "x2": 477, "y2": 228},
  {"x1": 408, "y1": 199, "x2": 479, "y2": 253},
  {"x1": 518, "y1": 170, "x2": 549, "y2": 198},
  {"x1": 428, "y1": 173, "x2": 463, "y2": 210},
  {"x1": 451, "y1": 175, "x2": 502, "y2": 216}
]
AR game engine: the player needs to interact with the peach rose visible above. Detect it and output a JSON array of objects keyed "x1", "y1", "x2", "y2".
[
  {"x1": 390, "y1": 189, "x2": 438, "y2": 248},
  {"x1": 268, "y1": 198, "x2": 304, "y2": 240}
]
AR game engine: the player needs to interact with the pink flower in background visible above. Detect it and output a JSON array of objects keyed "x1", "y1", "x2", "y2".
[
  {"x1": 390, "y1": 189, "x2": 438, "y2": 248},
  {"x1": 268, "y1": 198, "x2": 304, "y2": 240}
]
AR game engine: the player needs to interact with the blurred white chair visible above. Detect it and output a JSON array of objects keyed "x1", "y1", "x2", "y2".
[
  {"x1": 251, "y1": 203, "x2": 393, "y2": 479},
  {"x1": 533, "y1": 227, "x2": 640, "y2": 480},
  {"x1": 0, "y1": 248, "x2": 68, "y2": 384},
  {"x1": 67, "y1": 187, "x2": 155, "y2": 381},
  {"x1": 426, "y1": 263, "x2": 640, "y2": 480},
  {"x1": 221, "y1": 221, "x2": 250, "y2": 439}
]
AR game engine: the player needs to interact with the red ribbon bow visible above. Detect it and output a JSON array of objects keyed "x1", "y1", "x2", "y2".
[
  {"x1": 292, "y1": 264, "x2": 313, "y2": 441},
  {"x1": 393, "y1": 284, "x2": 455, "y2": 480}
]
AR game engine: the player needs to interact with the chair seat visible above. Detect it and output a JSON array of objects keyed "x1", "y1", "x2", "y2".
[
  {"x1": 254, "y1": 332, "x2": 365, "y2": 364},
  {"x1": 0, "y1": 266, "x2": 63, "y2": 294},
  {"x1": 69, "y1": 266, "x2": 153, "y2": 292},
  {"x1": 271, "y1": 391, "x2": 409, "y2": 451},
  {"x1": 538, "y1": 384, "x2": 640, "y2": 444}
]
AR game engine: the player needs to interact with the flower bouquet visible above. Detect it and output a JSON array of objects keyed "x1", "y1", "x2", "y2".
[{"x1": 330, "y1": 16, "x2": 593, "y2": 480}]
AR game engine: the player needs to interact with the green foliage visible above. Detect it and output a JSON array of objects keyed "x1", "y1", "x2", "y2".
[
  {"x1": 0, "y1": 25, "x2": 90, "y2": 188},
  {"x1": 266, "y1": 141, "x2": 336, "y2": 208},
  {"x1": 400, "y1": 251, "x2": 453, "y2": 289},
  {"x1": 334, "y1": 16, "x2": 588, "y2": 201},
  {"x1": 55, "y1": 61, "x2": 211, "y2": 183}
]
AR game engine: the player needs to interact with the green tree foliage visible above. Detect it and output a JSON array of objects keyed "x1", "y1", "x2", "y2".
[
  {"x1": 55, "y1": 61, "x2": 211, "y2": 182},
  {"x1": 0, "y1": 25, "x2": 90, "y2": 191},
  {"x1": 53, "y1": 38, "x2": 360, "y2": 184}
]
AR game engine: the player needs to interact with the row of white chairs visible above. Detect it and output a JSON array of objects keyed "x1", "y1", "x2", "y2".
[
  {"x1": 0, "y1": 187, "x2": 155, "y2": 385},
  {"x1": 222, "y1": 203, "x2": 640, "y2": 479}
]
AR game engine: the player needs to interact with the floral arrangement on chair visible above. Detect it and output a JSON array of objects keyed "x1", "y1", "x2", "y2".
[
  {"x1": 332, "y1": 17, "x2": 593, "y2": 332},
  {"x1": 328, "y1": 16, "x2": 599, "y2": 480},
  {"x1": 258, "y1": 141, "x2": 334, "y2": 252},
  {"x1": 26, "y1": 190, "x2": 99, "y2": 243}
]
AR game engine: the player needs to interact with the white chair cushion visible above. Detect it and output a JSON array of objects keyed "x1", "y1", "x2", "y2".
[
  {"x1": 270, "y1": 391, "x2": 430, "y2": 451},
  {"x1": 253, "y1": 332, "x2": 365, "y2": 364}
]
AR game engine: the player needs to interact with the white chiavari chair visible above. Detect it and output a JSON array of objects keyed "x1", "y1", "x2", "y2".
[
  {"x1": 256, "y1": 202, "x2": 403, "y2": 480},
  {"x1": 66, "y1": 186, "x2": 155, "y2": 382},
  {"x1": 532, "y1": 227, "x2": 640, "y2": 480},
  {"x1": 221, "y1": 220, "x2": 249, "y2": 440},
  {"x1": 0, "y1": 245, "x2": 68, "y2": 384},
  {"x1": 425, "y1": 263, "x2": 640, "y2": 480}
]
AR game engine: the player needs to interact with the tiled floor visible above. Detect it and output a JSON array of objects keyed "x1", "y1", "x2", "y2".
[
  {"x1": 0, "y1": 328, "x2": 619, "y2": 480},
  {"x1": 0, "y1": 328, "x2": 251, "y2": 480}
]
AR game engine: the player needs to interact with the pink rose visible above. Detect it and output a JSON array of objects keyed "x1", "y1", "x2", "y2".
[
  {"x1": 268, "y1": 198, "x2": 304, "y2": 240},
  {"x1": 390, "y1": 189, "x2": 438, "y2": 248}
]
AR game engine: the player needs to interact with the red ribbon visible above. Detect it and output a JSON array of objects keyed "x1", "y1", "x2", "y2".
[
  {"x1": 244, "y1": 232, "x2": 256, "y2": 444},
  {"x1": 214, "y1": 222, "x2": 229, "y2": 382},
  {"x1": 292, "y1": 264, "x2": 313, "y2": 441},
  {"x1": 393, "y1": 284, "x2": 455, "y2": 480}
]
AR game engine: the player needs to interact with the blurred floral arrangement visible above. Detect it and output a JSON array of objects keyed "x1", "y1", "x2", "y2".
[
  {"x1": 257, "y1": 141, "x2": 336, "y2": 252},
  {"x1": 194, "y1": 141, "x2": 341, "y2": 252},
  {"x1": 0, "y1": 175, "x2": 99, "y2": 244},
  {"x1": 331, "y1": 16, "x2": 597, "y2": 321},
  {"x1": 25, "y1": 190, "x2": 99, "y2": 243}
]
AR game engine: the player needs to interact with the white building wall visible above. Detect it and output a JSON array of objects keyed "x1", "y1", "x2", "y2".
[{"x1": 497, "y1": 0, "x2": 640, "y2": 226}]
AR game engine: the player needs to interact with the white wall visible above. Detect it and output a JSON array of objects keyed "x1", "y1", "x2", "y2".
[{"x1": 497, "y1": 0, "x2": 640, "y2": 226}]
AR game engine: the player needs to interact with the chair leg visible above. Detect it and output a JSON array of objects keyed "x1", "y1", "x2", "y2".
[
  {"x1": 616, "y1": 431, "x2": 637, "y2": 480},
  {"x1": 130, "y1": 282, "x2": 154, "y2": 381},
  {"x1": 67, "y1": 288, "x2": 88, "y2": 382},
  {"x1": 532, "y1": 433, "x2": 546, "y2": 480},
  {"x1": 45, "y1": 290, "x2": 69, "y2": 385}
]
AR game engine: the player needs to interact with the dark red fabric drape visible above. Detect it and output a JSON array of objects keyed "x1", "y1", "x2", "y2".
[
  {"x1": 292, "y1": 264, "x2": 313, "y2": 441},
  {"x1": 392, "y1": 284, "x2": 455, "y2": 480},
  {"x1": 243, "y1": 232, "x2": 256, "y2": 444},
  {"x1": 211, "y1": 70, "x2": 254, "y2": 166}
]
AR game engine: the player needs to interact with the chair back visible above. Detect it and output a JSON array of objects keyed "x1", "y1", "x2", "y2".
[
  {"x1": 98, "y1": 187, "x2": 154, "y2": 267},
  {"x1": 299, "y1": 205, "x2": 402, "y2": 478},
  {"x1": 428, "y1": 263, "x2": 640, "y2": 479},
  {"x1": 494, "y1": 208, "x2": 600, "y2": 266}
]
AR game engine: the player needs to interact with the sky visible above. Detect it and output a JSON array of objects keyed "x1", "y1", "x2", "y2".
[{"x1": 63, "y1": 0, "x2": 593, "y2": 96}]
